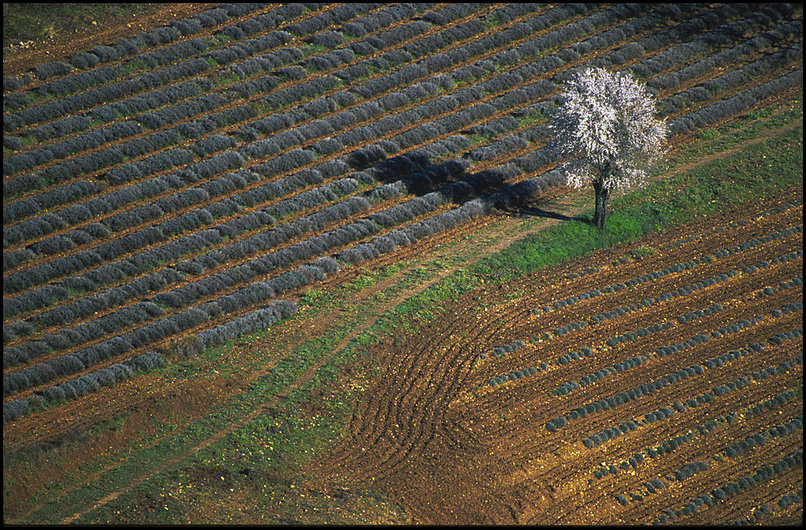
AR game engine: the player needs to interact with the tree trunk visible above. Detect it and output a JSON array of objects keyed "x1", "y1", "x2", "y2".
[{"x1": 593, "y1": 177, "x2": 610, "y2": 230}]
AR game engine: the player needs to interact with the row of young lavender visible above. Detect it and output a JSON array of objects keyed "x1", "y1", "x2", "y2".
[
  {"x1": 616, "y1": 409, "x2": 802, "y2": 520},
  {"x1": 645, "y1": 402, "x2": 803, "y2": 524},
  {"x1": 4, "y1": 5, "x2": 800, "y2": 408},
  {"x1": 542, "y1": 295, "x2": 803, "y2": 434},
  {"x1": 480, "y1": 199, "x2": 803, "y2": 389},
  {"x1": 527, "y1": 320, "x2": 802, "y2": 517},
  {"x1": 475, "y1": 271, "x2": 802, "y2": 521},
  {"x1": 492, "y1": 260, "x2": 801, "y2": 395}
]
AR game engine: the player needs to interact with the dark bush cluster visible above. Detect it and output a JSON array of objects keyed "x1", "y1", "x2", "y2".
[
  {"x1": 3, "y1": 340, "x2": 51, "y2": 369},
  {"x1": 28, "y1": 114, "x2": 93, "y2": 142},
  {"x1": 138, "y1": 93, "x2": 226, "y2": 130},
  {"x1": 661, "y1": 44, "x2": 802, "y2": 118},
  {"x1": 5, "y1": 144, "x2": 122, "y2": 194},
  {"x1": 7, "y1": 55, "x2": 208, "y2": 136},
  {"x1": 574, "y1": 354, "x2": 646, "y2": 389},
  {"x1": 105, "y1": 146, "x2": 194, "y2": 185},
  {"x1": 648, "y1": 18, "x2": 800, "y2": 93},
  {"x1": 555, "y1": 346, "x2": 594, "y2": 367},
  {"x1": 4, "y1": 180, "x2": 102, "y2": 229},
  {"x1": 367, "y1": 193, "x2": 441, "y2": 230},
  {"x1": 252, "y1": 148, "x2": 317, "y2": 179},
  {"x1": 7, "y1": 159, "x2": 195, "y2": 247},
  {"x1": 3, "y1": 398, "x2": 33, "y2": 424},
  {"x1": 242, "y1": 128, "x2": 307, "y2": 160},
  {"x1": 37, "y1": 62, "x2": 117, "y2": 96},
  {"x1": 32, "y1": 61, "x2": 73, "y2": 80},
  {"x1": 14, "y1": 264, "x2": 182, "y2": 333},
  {"x1": 3, "y1": 248, "x2": 36, "y2": 272},
  {"x1": 2, "y1": 320, "x2": 34, "y2": 345},
  {"x1": 482, "y1": 340, "x2": 527, "y2": 360},
  {"x1": 552, "y1": 362, "x2": 711, "y2": 429},
  {"x1": 36, "y1": 300, "x2": 165, "y2": 354},
  {"x1": 488, "y1": 169, "x2": 565, "y2": 210},
  {"x1": 421, "y1": 3, "x2": 485, "y2": 26},
  {"x1": 264, "y1": 73, "x2": 342, "y2": 109},
  {"x1": 466, "y1": 135, "x2": 530, "y2": 163},
  {"x1": 305, "y1": 48, "x2": 356, "y2": 72},
  {"x1": 189, "y1": 133, "x2": 237, "y2": 158},
  {"x1": 3, "y1": 74, "x2": 30, "y2": 94},
  {"x1": 544, "y1": 416, "x2": 567, "y2": 433},
  {"x1": 605, "y1": 320, "x2": 674, "y2": 347},
  {"x1": 2, "y1": 281, "x2": 69, "y2": 320},
  {"x1": 338, "y1": 3, "x2": 425, "y2": 38},
  {"x1": 142, "y1": 190, "x2": 370, "y2": 311}
]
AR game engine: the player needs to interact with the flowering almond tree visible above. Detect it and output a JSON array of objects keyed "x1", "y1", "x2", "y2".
[{"x1": 549, "y1": 67, "x2": 668, "y2": 229}]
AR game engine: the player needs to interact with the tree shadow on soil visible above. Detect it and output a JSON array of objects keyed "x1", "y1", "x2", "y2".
[
  {"x1": 500, "y1": 202, "x2": 591, "y2": 225},
  {"x1": 365, "y1": 151, "x2": 590, "y2": 226}
]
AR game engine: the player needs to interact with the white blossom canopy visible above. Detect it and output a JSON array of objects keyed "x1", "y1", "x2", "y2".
[{"x1": 549, "y1": 67, "x2": 668, "y2": 191}]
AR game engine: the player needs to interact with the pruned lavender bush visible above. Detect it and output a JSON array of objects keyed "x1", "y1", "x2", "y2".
[{"x1": 197, "y1": 300, "x2": 297, "y2": 349}]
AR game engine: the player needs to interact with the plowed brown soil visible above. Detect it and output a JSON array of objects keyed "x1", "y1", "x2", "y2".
[{"x1": 312, "y1": 188, "x2": 803, "y2": 525}]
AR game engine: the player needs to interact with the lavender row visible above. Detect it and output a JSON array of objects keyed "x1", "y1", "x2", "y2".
[
  {"x1": 2, "y1": 351, "x2": 165, "y2": 423},
  {"x1": 545, "y1": 322, "x2": 803, "y2": 433}
]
